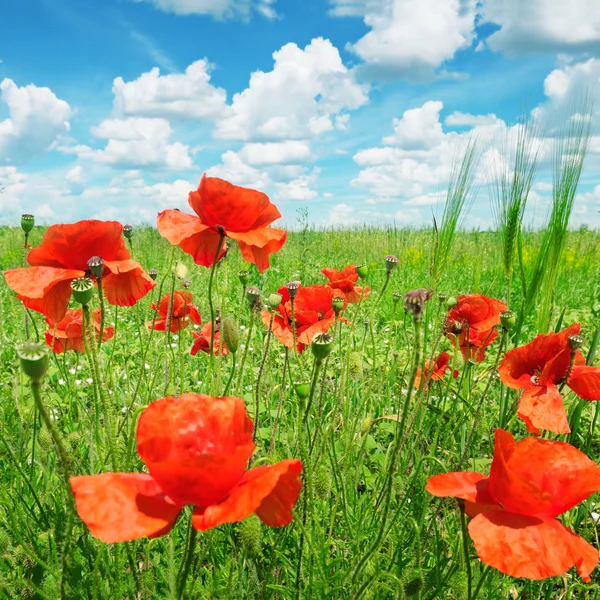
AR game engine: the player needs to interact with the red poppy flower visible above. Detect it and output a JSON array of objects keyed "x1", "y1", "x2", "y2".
[
  {"x1": 261, "y1": 284, "x2": 346, "y2": 353},
  {"x1": 191, "y1": 322, "x2": 228, "y2": 356},
  {"x1": 45, "y1": 308, "x2": 114, "y2": 353},
  {"x1": 445, "y1": 294, "x2": 507, "y2": 362},
  {"x1": 498, "y1": 323, "x2": 600, "y2": 435},
  {"x1": 427, "y1": 429, "x2": 600, "y2": 582},
  {"x1": 157, "y1": 175, "x2": 287, "y2": 273},
  {"x1": 70, "y1": 394, "x2": 302, "y2": 543},
  {"x1": 414, "y1": 351, "x2": 458, "y2": 390},
  {"x1": 4, "y1": 221, "x2": 155, "y2": 322},
  {"x1": 148, "y1": 291, "x2": 201, "y2": 332},
  {"x1": 321, "y1": 265, "x2": 370, "y2": 304}
]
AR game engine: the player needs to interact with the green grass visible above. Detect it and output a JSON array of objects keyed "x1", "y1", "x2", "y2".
[{"x1": 1, "y1": 223, "x2": 600, "y2": 599}]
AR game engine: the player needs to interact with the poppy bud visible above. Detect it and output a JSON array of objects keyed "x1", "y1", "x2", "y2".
[
  {"x1": 392, "y1": 292, "x2": 401, "y2": 304},
  {"x1": 500, "y1": 310, "x2": 516, "y2": 331},
  {"x1": 403, "y1": 288, "x2": 433, "y2": 322},
  {"x1": 356, "y1": 265, "x2": 368, "y2": 280},
  {"x1": 245, "y1": 286, "x2": 261, "y2": 308},
  {"x1": 332, "y1": 296, "x2": 345, "y2": 315},
  {"x1": 568, "y1": 335, "x2": 584, "y2": 351},
  {"x1": 438, "y1": 293, "x2": 447, "y2": 303},
  {"x1": 311, "y1": 332, "x2": 334, "y2": 361},
  {"x1": 71, "y1": 278, "x2": 94, "y2": 306},
  {"x1": 149, "y1": 269, "x2": 158, "y2": 281},
  {"x1": 17, "y1": 341, "x2": 49, "y2": 382},
  {"x1": 285, "y1": 281, "x2": 301, "y2": 298},
  {"x1": 349, "y1": 351, "x2": 363, "y2": 380},
  {"x1": 267, "y1": 293, "x2": 282, "y2": 310},
  {"x1": 445, "y1": 296, "x2": 458, "y2": 309},
  {"x1": 238, "y1": 514, "x2": 261, "y2": 557},
  {"x1": 221, "y1": 317, "x2": 239, "y2": 353},
  {"x1": 385, "y1": 254, "x2": 399, "y2": 272},
  {"x1": 314, "y1": 466, "x2": 332, "y2": 500},
  {"x1": 238, "y1": 270, "x2": 249, "y2": 287},
  {"x1": 87, "y1": 256, "x2": 104, "y2": 279},
  {"x1": 21, "y1": 214, "x2": 34, "y2": 234},
  {"x1": 174, "y1": 262, "x2": 188, "y2": 280},
  {"x1": 294, "y1": 382, "x2": 310, "y2": 400},
  {"x1": 123, "y1": 224, "x2": 133, "y2": 240}
]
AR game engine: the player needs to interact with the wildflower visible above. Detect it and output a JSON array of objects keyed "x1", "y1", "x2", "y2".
[
  {"x1": 499, "y1": 323, "x2": 600, "y2": 435},
  {"x1": 45, "y1": 309, "x2": 114, "y2": 353},
  {"x1": 426, "y1": 429, "x2": 600, "y2": 582},
  {"x1": 148, "y1": 292, "x2": 201, "y2": 333},
  {"x1": 445, "y1": 294, "x2": 507, "y2": 362},
  {"x1": 321, "y1": 265, "x2": 370, "y2": 303},
  {"x1": 157, "y1": 175, "x2": 287, "y2": 273},
  {"x1": 414, "y1": 352, "x2": 458, "y2": 390},
  {"x1": 191, "y1": 322, "x2": 228, "y2": 356},
  {"x1": 70, "y1": 394, "x2": 302, "y2": 542},
  {"x1": 4, "y1": 220, "x2": 155, "y2": 322}
]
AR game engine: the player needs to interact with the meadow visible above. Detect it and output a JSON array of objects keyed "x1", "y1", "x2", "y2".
[{"x1": 0, "y1": 203, "x2": 600, "y2": 600}]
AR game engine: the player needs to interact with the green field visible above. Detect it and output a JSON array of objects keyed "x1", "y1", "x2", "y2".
[{"x1": 1, "y1": 222, "x2": 600, "y2": 600}]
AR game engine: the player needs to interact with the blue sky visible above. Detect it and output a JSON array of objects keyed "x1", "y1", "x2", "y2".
[{"x1": 1, "y1": 0, "x2": 600, "y2": 229}]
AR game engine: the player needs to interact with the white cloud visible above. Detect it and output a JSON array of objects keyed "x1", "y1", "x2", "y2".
[
  {"x1": 65, "y1": 165, "x2": 85, "y2": 195},
  {"x1": 445, "y1": 112, "x2": 502, "y2": 127},
  {"x1": 112, "y1": 60, "x2": 227, "y2": 120},
  {"x1": 334, "y1": 0, "x2": 477, "y2": 79},
  {"x1": 328, "y1": 203, "x2": 357, "y2": 226},
  {"x1": 135, "y1": 0, "x2": 278, "y2": 20},
  {"x1": 214, "y1": 37, "x2": 368, "y2": 141},
  {"x1": 482, "y1": 0, "x2": 600, "y2": 54},
  {"x1": 274, "y1": 171, "x2": 319, "y2": 201},
  {"x1": 383, "y1": 101, "x2": 445, "y2": 148},
  {"x1": 206, "y1": 150, "x2": 270, "y2": 189},
  {"x1": 238, "y1": 141, "x2": 312, "y2": 166},
  {"x1": 543, "y1": 58, "x2": 600, "y2": 102},
  {"x1": 0, "y1": 79, "x2": 72, "y2": 165}
]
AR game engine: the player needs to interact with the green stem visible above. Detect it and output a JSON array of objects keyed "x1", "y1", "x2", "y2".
[
  {"x1": 208, "y1": 233, "x2": 226, "y2": 361},
  {"x1": 254, "y1": 311, "x2": 275, "y2": 442},
  {"x1": 236, "y1": 310, "x2": 255, "y2": 393},
  {"x1": 177, "y1": 525, "x2": 197, "y2": 599},
  {"x1": 460, "y1": 505, "x2": 473, "y2": 600},
  {"x1": 223, "y1": 354, "x2": 237, "y2": 395},
  {"x1": 290, "y1": 297, "x2": 305, "y2": 379},
  {"x1": 97, "y1": 278, "x2": 106, "y2": 346}
]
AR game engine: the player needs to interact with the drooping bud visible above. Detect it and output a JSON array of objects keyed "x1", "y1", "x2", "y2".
[
  {"x1": 500, "y1": 310, "x2": 516, "y2": 331},
  {"x1": 438, "y1": 292, "x2": 447, "y2": 303},
  {"x1": 332, "y1": 296, "x2": 345, "y2": 315},
  {"x1": 123, "y1": 224, "x2": 133, "y2": 240},
  {"x1": 221, "y1": 317, "x2": 239, "y2": 353},
  {"x1": 149, "y1": 269, "x2": 158, "y2": 281},
  {"x1": 16, "y1": 342, "x2": 49, "y2": 382},
  {"x1": 403, "y1": 288, "x2": 433, "y2": 322},
  {"x1": 267, "y1": 293, "x2": 282, "y2": 310},
  {"x1": 385, "y1": 254, "x2": 399, "y2": 272},
  {"x1": 445, "y1": 296, "x2": 458, "y2": 309},
  {"x1": 568, "y1": 335, "x2": 584, "y2": 351},
  {"x1": 238, "y1": 514, "x2": 262, "y2": 557},
  {"x1": 174, "y1": 262, "x2": 188, "y2": 280},
  {"x1": 87, "y1": 256, "x2": 104, "y2": 279},
  {"x1": 238, "y1": 270, "x2": 249, "y2": 287},
  {"x1": 21, "y1": 214, "x2": 34, "y2": 234},
  {"x1": 71, "y1": 278, "x2": 94, "y2": 306},
  {"x1": 314, "y1": 466, "x2": 332, "y2": 501},
  {"x1": 356, "y1": 265, "x2": 368, "y2": 280},
  {"x1": 294, "y1": 382, "x2": 311, "y2": 400},
  {"x1": 285, "y1": 281, "x2": 301, "y2": 298},
  {"x1": 311, "y1": 332, "x2": 334, "y2": 361},
  {"x1": 245, "y1": 286, "x2": 261, "y2": 308}
]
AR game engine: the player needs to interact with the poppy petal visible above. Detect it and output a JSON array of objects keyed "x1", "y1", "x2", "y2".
[
  {"x1": 227, "y1": 228, "x2": 287, "y2": 274},
  {"x1": 157, "y1": 209, "x2": 211, "y2": 245},
  {"x1": 426, "y1": 472, "x2": 489, "y2": 503},
  {"x1": 103, "y1": 260, "x2": 155, "y2": 306},
  {"x1": 191, "y1": 459, "x2": 302, "y2": 530},
  {"x1": 297, "y1": 317, "x2": 336, "y2": 345},
  {"x1": 4, "y1": 266, "x2": 85, "y2": 322},
  {"x1": 569, "y1": 366, "x2": 600, "y2": 400},
  {"x1": 469, "y1": 510, "x2": 598, "y2": 582},
  {"x1": 517, "y1": 385, "x2": 570, "y2": 435},
  {"x1": 70, "y1": 473, "x2": 182, "y2": 543}
]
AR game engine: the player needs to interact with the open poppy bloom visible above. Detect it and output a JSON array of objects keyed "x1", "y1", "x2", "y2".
[
  {"x1": 45, "y1": 308, "x2": 114, "y2": 353},
  {"x1": 499, "y1": 323, "x2": 600, "y2": 435},
  {"x1": 191, "y1": 322, "x2": 228, "y2": 356},
  {"x1": 321, "y1": 265, "x2": 370, "y2": 304},
  {"x1": 157, "y1": 175, "x2": 287, "y2": 273},
  {"x1": 427, "y1": 429, "x2": 600, "y2": 582},
  {"x1": 70, "y1": 394, "x2": 302, "y2": 543},
  {"x1": 414, "y1": 351, "x2": 458, "y2": 390},
  {"x1": 445, "y1": 294, "x2": 507, "y2": 362},
  {"x1": 4, "y1": 221, "x2": 156, "y2": 322},
  {"x1": 262, "y1": 284, "x2": 346, "y2": 353},
  {"x1": 148, "y1": 291, "x2": 201, "y2": 332}
]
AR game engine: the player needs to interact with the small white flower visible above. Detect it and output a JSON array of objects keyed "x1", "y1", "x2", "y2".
[
  {"x1": 197, "y1": 381, "x2": 203, "y2": 386},
  {"x1": 86, "y1": 378, "x2": 93, "y2": 384},
  {"x1": 240, "y1": 325, "x2": 246, "y2": 331},
  {"x1": 240, "y1": 343, "x2": 246, "y2": 350},
  {"x1": 75, "y1": 379, "x2": 82, "y2": 386},
  {"x1": 58, "y1": 378, "x2": 65, "y2": 385},
  {"x1": 145, "y1": 363, "x2": 150, "y2": 370},
  {"x1": 384, "y1": 327, "x2": 390, "y2": 332},
  {"x1": 77, "y1": 365, "x2": 82, "y2": 371},
  {"x1": 249, "y1": 347, "x2": 254, "y2": 351},
  {"x1": 171, "y1": 343, "x2": 177, "y2": 348},
  {"x1": 69, "y1": 368, "x2": 76, "y2": 375},
  {"x1": 193, "y1": 324, "x2": 200, "y2": 330},
  {"x1": 122, "y1": 374, "x2": 128, "y2": 380},
  {"x1": 280, "y1": 353, "x2": 286, "y2": 358},
  {"x1": 246, "y1": 385, "x2": 253, "y2": 391},
  {"x1": 173, "y1": 334, "x2": 179, "y2": 341},
  {"x1": 121, "y1": 407, "x2": 128, "y2": 414},
  {"x1": 592, "y1": 512, "x2": 600, "y2": 523}
]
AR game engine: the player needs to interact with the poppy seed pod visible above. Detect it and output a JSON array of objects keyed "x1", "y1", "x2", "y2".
[
  {"x1": 70, "y1": 278, "x2": 94, "y2": 306},
  {"x1": 221, "y1": 317, "x2": 239, "y2": 353},
  {"x1": 285, "y1": 281, "x2": 301, "y2": 298},
  {"x1": 245, "y1": 286, "x2": 261, "y2": 308},
  {"x1": 500, "y1": 310, "x2": 516, "y2": 331},
  {"x1": 123, "y1": 224, "x2": 133, "y2": 240},
  {"x1": 294, "y1": 382, "x2": 311, "y2": 400},
  {"x1": 311, "y1": 332, "x2": 334, "y2": 361},
  {"x1": 438, "y1": 292, "x2": 447, "y2": 303},
  {"x1": 403, "y1": 288, "x2": 433, "y2": 322},
  {"x1": 267, "y1": 293, "x2": 282, "y2": 310},
  {"x1": 87, "y1": 256, "x2": 104, "y2": 279},
  {"x1": 17, "y1": 341, "x2": 49, "y2": 382},
  {"x1": 332, "y1": 296, "x2": 345, "y2": 315},
  {"x1": 238, "y1": 270, "x2": 249, "y2": 287},
  {"x1": 356, "y1": 265, "x2": 368, "y2": 280},
  {"x1": 385, "y1": 254, "x2": 399, "y2": 272},
  {"x1": 445, "y1": 296, "x2": 458, "y2": 309},
  {"x1": 21, "y1": 214, "x2": 34, "y2": 234},
  {"x1": 392, "y1": 291, "x2": 401, "y2": 304},
  {"x1": 568, "y1": 335, "x2": 584, "y2": 351},
  {"x1": 149, "y1": 269, "x2": 158, "y2": 281}
]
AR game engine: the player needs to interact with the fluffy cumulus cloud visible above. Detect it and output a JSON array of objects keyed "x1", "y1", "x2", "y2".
[
  {"x1": 238, "y1": 141, "x2": 312, "y2": 166},
  {"x1": 112, "y1": 60, "x2": 227, "y2": 120},
  {"x1": 206, "y1": 150, "x2": 270, "y2": 190},
  {"x1": 481, "y1": 0, "x2": 600, "y2": 54},
  {"x1": 214, "y1": 38, "x2": 368, "y2": 141},
  {"x1": 135, "y1": 0, "x2": 277, "y2": 20},
  {"x1": 0, "y1": 79, "x2": 72, "y2": 165},
  {"x1": 332, "y1": 0, "x2": 478, "y2": 79}
]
